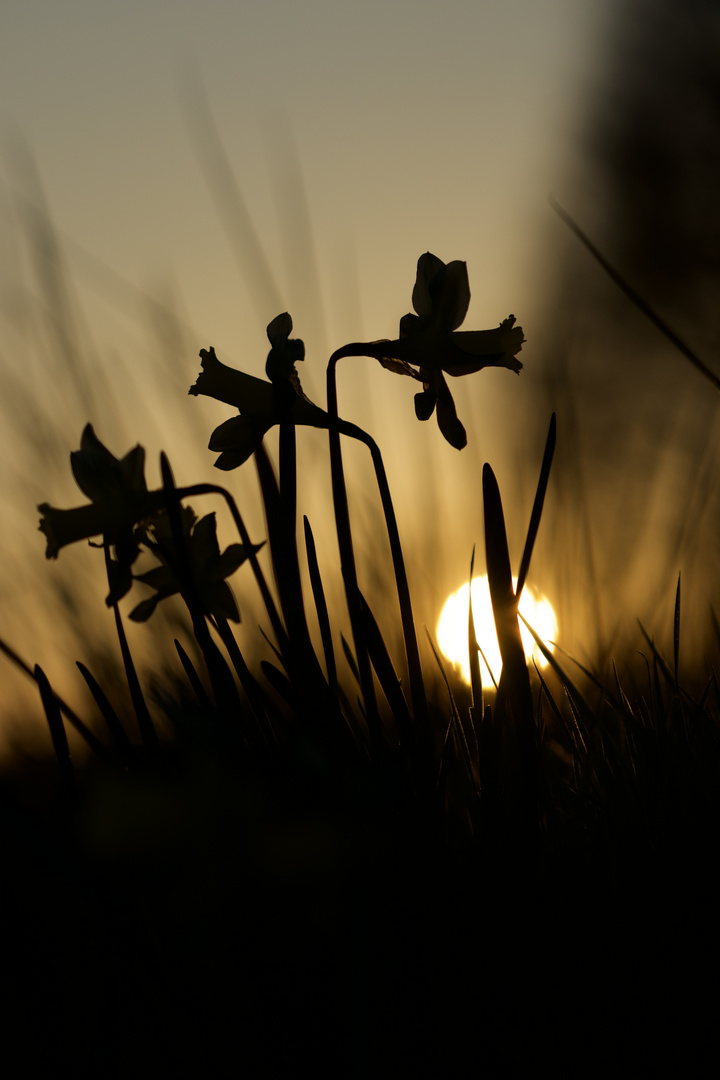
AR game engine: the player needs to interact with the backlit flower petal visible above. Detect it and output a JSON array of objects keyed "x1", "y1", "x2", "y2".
[
  {"x1": 427, "y1": 260, "x2": 470, "y2": 333},
  {"x1": 411, "y1": 252, "x2": 447, "y2": 318}
]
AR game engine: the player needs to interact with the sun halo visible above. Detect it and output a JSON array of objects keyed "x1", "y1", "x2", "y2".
[{"x1": 437, "y1": 576, "x2": 557, "y2": 689}]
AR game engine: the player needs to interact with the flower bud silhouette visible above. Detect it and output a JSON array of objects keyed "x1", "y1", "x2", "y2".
[
  {"x1": 370, "y1": 252, "x2": 525, "y2": 448},
  {"x1": 38, "y1": 425, "x2": 163, "y2": 563},
  {"x1": 189, "y1": 314, "x2": 329, "y2": 470},
  {"x1": 129, "y1": 507, "x2": 262, "y2": 623}
]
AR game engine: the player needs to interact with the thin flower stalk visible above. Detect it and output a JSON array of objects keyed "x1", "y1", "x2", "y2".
[{"x1": 328, "y1": 348, "x2": 429, "y2": 756}]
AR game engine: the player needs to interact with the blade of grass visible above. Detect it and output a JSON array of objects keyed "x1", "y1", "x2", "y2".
[
  {"x1": 254, "y1": 444, "x2": 324, "y2": 683},
  {"x1": 0, "y1": 635, "x2": 111, "y2": 760},
  {"x1": 159, "y1": 455, "x2": 243, "y2": 723},
  {"x1": 425, "y1": 628, "x2": 479, "y2": 795},
  {"x1": 468, "y1": 547, "x2": 483, "y2": 734},
  {"x1": 483, "y1": 464, "x2": 534, "y2": 738},
  {"x1": 358, "y1": 589, "x2": 412, "y2": 748},
  {"x1": 76, "y1": 661, "x2": 137, "y2": 765},
  {"x1": 261, "y1": 660, "x2": 296, "y2": 709},
  {"x1": 328, "y1": 348, "x2": 428, "y2": 735},
  {"x1": 341, "y1": 633, "x2": 361, "y2": 688},
  {"x1": 174, "y1": 638, "x2": 212, "y2": 709},
  {"x1": 304, "y1": 515, "x2": 337, "y2": 691},
  {"x1": 325, "y1": 355, "x2": 381, "y2": 735},
  {"x1": 35, "y1": 664, "x2": 74, "y2": 794},
  {"x1": 674, "y1": 573, "x2": 681, "y2": 691},
  {"x1": 213, "y1": 616, "x2": 277, "y2": 752},
  {"x1": 516, "y1": 413, "x2": 556, "y2": 600},
  {"x1": 550, "y1": 198, "x2": 720, "y2": 392},
  {"x1": 105, "y1": 544, "x2": 159, "y2": 753}
]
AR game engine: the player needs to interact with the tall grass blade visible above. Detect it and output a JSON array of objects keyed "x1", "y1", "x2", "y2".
[
  {"x1": 674, "y1": 573, "x2": 681, "y2": 690},
  {"x1": 326, "y1": 355, "x2": 382, "y2": 737},
  {"x1": 279, "y1": 417, "x2": 297, "y2": 538},
  {"x1": 516, "y1": 412, "x2": 556, "y2": 600},
  {"x1": 425, "y1": 628, "x2": 478, "y2": 794},
  {"x1": 552, "y1": 642, "x2": 633, "y2": 725},
  {"x1": 364, "y1": 436, "x2": 429, "y2": 733},
  {"x1": 261, "y1": 660, "x2": 296, "y2": 710},
  {"x1": 304, "y1": 515, "x2": 337, "y2": 689},
  {"x1": 180, "y1": 72, "x2": 284, "y2": 319},
  {"x1": 214, "y1": 617, "x2": 277, "y2": 750},
  {"x1": 0, "y1": 636, "x2": 110, "y2": 759},
  {"x1": 532, "y1": 660, "x2": 574, "y2": 750},
  {"x1": 518, "y1": 613, "x2": 594, "y2": 737},
  {"x1": 159, "y1": 454, "x2": 241, "y2": 723},
  {"x1": 105, "y1": 543, "x2": 159, "y2": 752},
  {"x1": 174, "y1": 638, "x2": 211, "y2": 709},
  {"x1": 327, "y1": 357, "x2": 428, "y2": 735},
  {"x1": 341, "y1": 633, "x2": 361, "y2": 688},
  {"x1": 482, "y1": 464, "x2": 534, "y2": 731},
  {"x1": 254, "y1": 444, "x2": 316, "y2": 674},
  {"x1": 468, "y1": 547, "x2": 483, "y2": 729},
  {"x1": 76, "y1": 661, "x2": 137, "y2": 764},
  {"x1": 359, "y1": 590, "x2": 412, "y2": 747},
  {"x1": 637, "y1": 620, "x2": 675, "y2": 688},
  {"x1": 35, "y1": 664, "x2": 74, "y2": 794},
  {"x1": 550, "y1": 198, "x2": 720, "y2": 392}
]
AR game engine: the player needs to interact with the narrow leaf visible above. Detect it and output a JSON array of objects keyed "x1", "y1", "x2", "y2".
[
  {"x1": 304, "y1": 516, "x2": 337, "y2": 689},
  {"x1": 516, "y1": 413, "x2": 556, "y2": 600},
  {"x1": 550, "y1": 198, "x2": 720, "y2": 392},
  {"x1": 76, "y1": 661, "x2": 136, "y2": 764},
  {"x1": 35, "y1": 665, "x2": 74, "y2": 794}
]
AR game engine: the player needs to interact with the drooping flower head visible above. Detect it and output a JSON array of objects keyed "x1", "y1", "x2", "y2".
[
  {"x1": 375, "y1": 253, "x2": 525, "y2": 448},
  {"x1": 38, "y1": 425, "x2": 163, "y2": 561},
  {"x1": 129, "y1": 507, "x2": 262, "y2": 624},
  {"x1": 189, "y1": 313, "x2": 330, "y2": 470}
]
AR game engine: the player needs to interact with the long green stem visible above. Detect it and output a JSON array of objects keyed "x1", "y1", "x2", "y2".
[
  {"x1": 326, "y1": 351, "x2": 382, "y2": 751},
  {"x1": 327, "y1": 346, "x2": 429, "y2": 748},
  {"x1": 105, "y1": 544, "x2": 158, "y2": 753}
]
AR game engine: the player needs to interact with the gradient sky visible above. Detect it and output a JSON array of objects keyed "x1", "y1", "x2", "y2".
[
  {"x1": 1, "y1": 0, "x2": 604, "y2": 346},
  {"x1": 3, "y1": 0, "x2": 667, "y2": 747}
]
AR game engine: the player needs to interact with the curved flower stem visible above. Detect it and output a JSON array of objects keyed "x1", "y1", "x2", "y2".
[
  {"x1": 104, "y1": 544, "x2": 159, "y2": 753},
  {"x1": 326, "y1": 352, "x2": 383, "y2": 753},
  {"x1": 166, "y1": 477, "x2": 352, "y2": 754},
  {"x1": 327, "y1": 345, "x2": 429, "y2": 756}
]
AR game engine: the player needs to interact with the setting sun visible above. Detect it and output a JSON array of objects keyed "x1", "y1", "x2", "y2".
[{"x1": 437, "y1": 577, "x2": 557, "y2": 688}]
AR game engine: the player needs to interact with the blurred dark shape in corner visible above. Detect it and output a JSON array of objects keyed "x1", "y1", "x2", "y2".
[
  {"x1": 540, "y1": 0, "x2": 720, "y2": 667},
  {"x1": 587, "y1": 0, "x2": 720, "y2": 341}
]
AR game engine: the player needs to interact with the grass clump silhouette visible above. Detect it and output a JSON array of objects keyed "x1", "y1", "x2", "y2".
[{"x1": 1, "y1": 249, "x2": 719, "y2": 1077}]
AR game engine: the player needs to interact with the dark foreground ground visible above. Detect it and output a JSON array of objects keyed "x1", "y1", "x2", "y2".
[{"x1": 2, "y1": 727, "x2": 719, "y2": 1080}]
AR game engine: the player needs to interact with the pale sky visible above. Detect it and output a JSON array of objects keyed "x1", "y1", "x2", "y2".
[
  {"x1": 0, "y1": 0, "x2": 627, "y2": 743},
  {"x1": 1, "y1": 0, "x2": 604, "y2": 350}
]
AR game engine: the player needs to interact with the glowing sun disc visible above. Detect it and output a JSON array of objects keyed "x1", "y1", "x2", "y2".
[{"x1": 437, "y1": 576, "x2": 557, "y2": 688}]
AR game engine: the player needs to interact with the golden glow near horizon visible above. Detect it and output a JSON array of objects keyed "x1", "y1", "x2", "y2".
[{"x1": 437, "y1": 576, "x2": 557, "y2": 688}]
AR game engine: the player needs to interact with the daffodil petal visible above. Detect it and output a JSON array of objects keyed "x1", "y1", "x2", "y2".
[
  {"x1": 435, "y1": 378, "x2": 467, "y2": 449},
  {"x1": 411, "y1": 252, "x2": 446, "y2": 318},
  {"x1": 190, "y1": 348, "x2": 276, "y2": 413},
  {"x1": 436, "y1": 396, "x2": 467, "y2": 450},
  {"x1": 267, "y1": 312, "x2": 293, "y2": 346},
  {"x1": 428, "y1": 260, "x2": 470, "y2": 333},
  {"x1": 414, "y1": 388, "x2": 436, "y2": 421}
]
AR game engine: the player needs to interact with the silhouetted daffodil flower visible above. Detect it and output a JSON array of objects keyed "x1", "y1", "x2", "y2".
[
  {"x1": 129, "y1": 507, "x2": 262, "y2": 623},
  {"x1": 38, "y1": 425, "x2": 164, "y2": 568},
  {"x1": 373, "y1": 253, "x2": 525, "y2": 449},
  {"x1": 189, "y1": 313, "x2": 329, "y2": 470}
]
